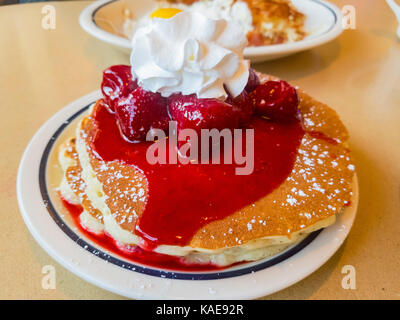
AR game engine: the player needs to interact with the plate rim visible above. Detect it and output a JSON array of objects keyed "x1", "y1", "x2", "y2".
[
  {"x1": 79, "y1": 0, "x2": 344, "y2": 60},
  {"x1": 17, "y1": 91, "x2": 358, "y2": 300}
]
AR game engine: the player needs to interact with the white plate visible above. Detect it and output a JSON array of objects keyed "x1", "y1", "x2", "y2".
[
  {"x1": 17, "y1": 91, "x2": 358, "y2": 300},
  {"x1": 79, "y1": 0, "x2": 343, "y2": 63}
]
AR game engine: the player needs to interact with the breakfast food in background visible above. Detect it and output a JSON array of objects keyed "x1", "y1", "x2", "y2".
[
  {"x1": 122, "y1": 0, "x2": 307, "y2": 46},
  {"x1": 58, "y1": 11, "x2": 354, "y2": 269}
]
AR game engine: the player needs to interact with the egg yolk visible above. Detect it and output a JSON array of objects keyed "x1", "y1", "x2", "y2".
[{"x1": 150, "y1": 8, "x2": 182, "y2": 19}]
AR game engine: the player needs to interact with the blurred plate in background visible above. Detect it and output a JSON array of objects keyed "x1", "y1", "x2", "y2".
[{"x1": 79, "y1": 0, "x2": 343, "y2": 63}]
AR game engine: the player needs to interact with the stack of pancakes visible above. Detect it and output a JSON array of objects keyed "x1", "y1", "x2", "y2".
[{"x1": 58, "y1": 73, "x2": 355, "y2": 266}]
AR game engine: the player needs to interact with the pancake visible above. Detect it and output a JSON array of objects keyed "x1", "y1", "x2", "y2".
[
  {"x1": 59, "y1": 74, "x2": 355, "y2": 266},
  {"x1": 58, "y1": 138, "x2": 104, "y2": 235}
]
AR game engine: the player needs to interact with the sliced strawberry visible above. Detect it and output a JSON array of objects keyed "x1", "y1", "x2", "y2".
[
  {"x1": 244, "y1": 68, "x2": 260, "y2": 94},
  {"x1": 168, "y1": 94, "x2": 241, "y2": 159},
  {"x1": 115, "y1": 87, "x2": 170, "y2": 142},
  {"x1": 250, "y1": 80, "x2": 299, "y2": 121},
  {"x1": 168, "y1": 94, "x2": 240, "y2": 134},
  {"x1": 101, "y1": 65, "x2": 137, "y2": 113}
]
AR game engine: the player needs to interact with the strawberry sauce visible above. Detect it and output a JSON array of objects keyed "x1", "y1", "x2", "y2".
[
  {"x1": 60, "y1": 196, "x2": 227, "y2": 271},
  {"x1": 90, "y1": 103, "x2": 305, "y2": 247}
]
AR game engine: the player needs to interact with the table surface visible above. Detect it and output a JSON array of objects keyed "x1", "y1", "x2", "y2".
[{"x1": 1, "y1": 0, "x2": 399, "y2": 300}]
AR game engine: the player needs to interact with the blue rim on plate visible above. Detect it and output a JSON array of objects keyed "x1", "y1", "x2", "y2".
[{"x1": 39, "y1": 102, "x2": 322, "y2": 280}]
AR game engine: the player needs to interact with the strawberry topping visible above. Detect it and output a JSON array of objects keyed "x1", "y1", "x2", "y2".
[
  {"x1": 114, "y1": 87, "x2": 170, "y2": 142},
  {"x1": 100, "y1": 65, "x2": 300, "y2": 143},
  {"x1": 225, "y1": 90, "x2": 254, "y2": 127},
  {"x1": 101, "y1": 65, "x2": 137, "y2": 112},
  {"x1": 250, "y1": 80, "x2": 299, "y2": 121},
  {"x1": 244, "y1": 68, "x2": 260, "y2": 93},
  {"x1": 168, "y1": 94, "x2": 240, "y2": 134}
]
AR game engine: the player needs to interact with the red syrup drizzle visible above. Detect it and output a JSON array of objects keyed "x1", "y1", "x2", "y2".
[
  {"x1": 91, "y1": 103, "x2": 305, "y2": 247},
  {"x1": 59, "y1": 195, "x2": 229, "y2": 271}
]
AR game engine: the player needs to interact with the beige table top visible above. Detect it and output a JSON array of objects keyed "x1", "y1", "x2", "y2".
[{"x1": 0, "y1": 0, "x2": 399, "y2": 300}]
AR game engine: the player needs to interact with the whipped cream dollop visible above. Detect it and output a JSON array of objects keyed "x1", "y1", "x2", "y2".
[{"x1": 130, "y1": 11, "x2": 250, "y2": 99}]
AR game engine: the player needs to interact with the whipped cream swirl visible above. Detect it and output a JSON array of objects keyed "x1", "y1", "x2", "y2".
[{"x1": 130, "y1": 11, "x2": 249, "y2": 99}]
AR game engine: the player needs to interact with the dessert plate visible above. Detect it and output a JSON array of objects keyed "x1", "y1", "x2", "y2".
[
  {"x1": 79, "y1": 0, "x2": 343, "y2": 63},
  {"x1": 17, "y1": 91, "x2": 358, "y2": 300}
]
